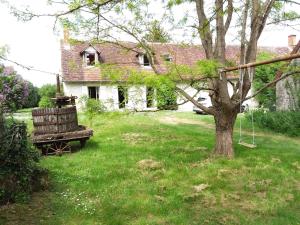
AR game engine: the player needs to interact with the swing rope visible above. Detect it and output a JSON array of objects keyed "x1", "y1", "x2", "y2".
[
  {"x1": 238, "y1": 66, "x2": 244, "y2": 144},
  {"x1": 247, "y1": 66, "x2": 256, "y2": 146},
  {"x1": 238, "y1": 66, "x2": 256, "y2": 148}
]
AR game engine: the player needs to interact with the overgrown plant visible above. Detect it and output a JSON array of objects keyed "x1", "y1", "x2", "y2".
[
  {"x1": 0, "y1": 56, "x2": 47, "y2": 204},
  {"x1": 38, "y1": 84, "x2": 57, "y2": 108},
  {"x1": 246, "y1": 109, "x2": 300, "y2": 136},
  {"x1": 0, "y1": 120, "x2": 48, "y2": 204},
  {"x1": 79, "y1": 96, "x2": 106, "y2": 126}
]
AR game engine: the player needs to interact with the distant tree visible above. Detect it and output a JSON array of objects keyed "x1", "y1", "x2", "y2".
[
  {"x1": 23, "y1": 82, "x2": 40, "y2": 108},
  {"x1": 144, "y1": 20, "x2": 171, "y2": 43},
  {"x1": 38, "y1": 84, "x2": 56, "y2": 108},
  {"x1": 0, "y1": 65, "x2": 29, "y2": 112}
]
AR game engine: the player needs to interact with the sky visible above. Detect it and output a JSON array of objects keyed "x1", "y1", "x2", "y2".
[{"x1": 0, "y1": 1, "x2": 299, "y2": 87}]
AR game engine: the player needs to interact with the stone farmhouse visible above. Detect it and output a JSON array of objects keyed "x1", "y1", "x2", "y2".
[{"x1": 61, "y1": 34, "x2": 289, "y2": 112}]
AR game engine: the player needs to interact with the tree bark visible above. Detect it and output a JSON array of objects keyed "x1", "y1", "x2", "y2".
[{"x1": 213, "y1": 109, "x2": 238, "y2": 158}]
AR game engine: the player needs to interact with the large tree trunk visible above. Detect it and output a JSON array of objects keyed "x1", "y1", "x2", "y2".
[{"x1": 213, "y1": 109, "x2": 238, "y2": 158}]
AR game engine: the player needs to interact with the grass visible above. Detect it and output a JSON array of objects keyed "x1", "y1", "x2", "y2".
[{"x1": 1, "y1": 111, "x2": 299, "y2": 225}]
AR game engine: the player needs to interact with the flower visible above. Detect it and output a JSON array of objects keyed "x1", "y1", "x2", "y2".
[{"x1": 3, "y1": 66, "x2": 14, "y2": 76}]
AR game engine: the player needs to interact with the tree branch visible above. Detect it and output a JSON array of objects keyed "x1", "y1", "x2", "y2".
[
  {"x1": 275, "y1": 0, "x2": 300, "y2": 6},
  {"x1": 195, "y1": 0, "x2": 213, "y2": 59},
  {"x1": 224, "y1": 0, "x2": 233, "y2": 34},
  {"x1": 8, "y1": 0, "x2": 119, "y2": 20},
  {"x1": 175, "y1": 86, "x2": 215, "y2": 115},
  {"x1": 244, "y1": 70, "x2": 300, "y2": 101},
  {"x1": 257, "y1": 0, "x2": 276, "y2": 39}
]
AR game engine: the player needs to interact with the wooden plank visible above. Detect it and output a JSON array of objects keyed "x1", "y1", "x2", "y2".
[
  {"x1": 224, "y1": 53, "x2": 300, "y2": 72},
  {"x1": 238, "y1": 142, "x2": 256, "y2": 149}
]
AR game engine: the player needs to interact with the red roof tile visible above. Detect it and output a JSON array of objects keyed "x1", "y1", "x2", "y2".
[{"x1": 61, "y1": 41, "x2": 290, "y2": 82}]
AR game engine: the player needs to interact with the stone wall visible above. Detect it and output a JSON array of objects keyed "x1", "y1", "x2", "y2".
[{"x1": 276, "y1": 76, "x2": 300, "y2": 111}]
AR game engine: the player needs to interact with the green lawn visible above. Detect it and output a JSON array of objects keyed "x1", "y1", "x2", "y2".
[{"x1": 1, "y1": 111, "x2": 300, "y2": 225}]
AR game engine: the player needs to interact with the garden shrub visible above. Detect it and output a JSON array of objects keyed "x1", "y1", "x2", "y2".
[
  {"x1": 79, "y1": 96, "x2": 106, "y2": 125},
  {"x1": 38, "y1": 96, "x2": 54, "y2": 108},
  {"x1": 156, "y1": 84, "x2": 178, "y2": 110},
  {"x1": 38, "y1": 84, "x2": 57, "y2": 108},
  {"x1": 246, "y1": 109, "x2": 300, "y2": 136},
  {"x1": 0, "y1": 119, "x2": 48, "y2": 205}
]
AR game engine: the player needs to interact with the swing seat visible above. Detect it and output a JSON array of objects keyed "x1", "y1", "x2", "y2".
[{"x1": 238, "y1": 141, "x2": 256, "y2": 149}]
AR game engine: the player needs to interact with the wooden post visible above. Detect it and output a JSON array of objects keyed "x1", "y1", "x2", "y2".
[
  {"x1": 56, "y1": 74, "x2": 61, "y2": 96},
  {"x1": 223, "y1": 53, "x2": 300, "y2": 72}
]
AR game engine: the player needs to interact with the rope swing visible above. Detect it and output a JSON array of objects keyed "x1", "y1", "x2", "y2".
[{"x1": 238, "y1": 66, "x2": 256, "y2": 149}]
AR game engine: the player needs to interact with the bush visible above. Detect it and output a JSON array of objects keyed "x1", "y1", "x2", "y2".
[
  {"x1": 0, "y1": 119, "x2": 48, "y2": 204},
  {"x1": 38, "y1": 84, "x2": 57, "y2": 108},
  {"x1": 156, "y1": 84, "x2": 178, "y2": 110},
  {"x1": 79, "y1": 96, "x2": 106, "y2": 126},
  {"x1": 38, "y1": 96, "x2": 54, "y2": 108},
  {"x1": 246, "y1": 109, "x2": 300, "y2": 136},
  {"x1": 23, "y1": 82, "x2": 40, "y2": 108}
]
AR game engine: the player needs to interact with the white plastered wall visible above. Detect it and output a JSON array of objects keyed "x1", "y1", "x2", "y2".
[
  {"x1": 176, "y1": 82, "x2": 257, "y2": 112},
  {"x1": 127, "y1": 86, "x2": 147, "y2": 110},
  {"x1": 98, "y1": 85, "x2": 119, "y2": 110},
  {"x1": 63, "y1": 82, "x2": 155, "y2": 111},
  {"x1": 176, "y1": 83, "x2": 211, "y2": 112}
]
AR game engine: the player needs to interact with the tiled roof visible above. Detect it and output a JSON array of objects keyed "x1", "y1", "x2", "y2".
[{"x1": 61, "y1": 41, "x2": 290, "y2": 82}]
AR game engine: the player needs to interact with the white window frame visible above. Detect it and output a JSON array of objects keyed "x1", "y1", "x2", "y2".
[
  {"x1": 138, "y1": 54, "x2": 151, "y2": 69},
  {"x1": 88, "y1": 86, "x2": 99, "y2": 100}
]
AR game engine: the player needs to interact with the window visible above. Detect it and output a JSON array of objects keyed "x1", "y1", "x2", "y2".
[
  {"x1": 88, "y1": 87, "x2": 99, "y2": 99},
  {"x1": 143, "y1": 55, "x2": 150, "y2": 66},
  {"x1": 82, "y1": 46, "x2": 99, "y2": 67},
  {"x1": 86, "y1": 53, "x2": 95, "y2": 66},
  {"x1": 146, "y1": 87, "x2": 155, "y2": 108},
  {"x1": 163, "y1": 54, "x2": 172, "y2": 62},
  {"x1": 118, "y1": 86, "x2": 128, "y2": 109},
  {"x1": 139, "y1": 54, "x2": 151, "y2": 67}
]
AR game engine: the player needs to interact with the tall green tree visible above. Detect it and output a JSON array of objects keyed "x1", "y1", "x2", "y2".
[{"x1": 144, "y1": 20, "x2": 171, "y2": 43}]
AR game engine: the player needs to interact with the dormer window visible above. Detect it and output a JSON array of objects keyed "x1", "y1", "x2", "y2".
[
  {"x1": 86, "y1": 53, "x2": 95, "y2": 66},
  {"x1": 138, "y1": 53, "x2": 151, "y2": 68},
  {"x1": 163, "y1": 54, "x2": 172, "y2": 62},
  {"x1": 81, "y1": 46, "x2": 100, "y2": 67}
]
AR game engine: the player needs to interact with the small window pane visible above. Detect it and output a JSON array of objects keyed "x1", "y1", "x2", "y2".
[
  {"x1": 88, "y1": 87, "x2": 99, "y2": 99},
  {"x1": 86, "y1": 53, "x2": 95, "y2": 66},
  {"x1": 143, "y1": 55, "x2": 150, "y2": 66},
  {"x1": 118, "y1": 86, "x2": 128, "y2": 109}
]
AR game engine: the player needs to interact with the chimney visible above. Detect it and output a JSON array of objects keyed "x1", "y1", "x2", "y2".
[{"x1": 288, "y1": 35, "x2": 296, "y2": 49}]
